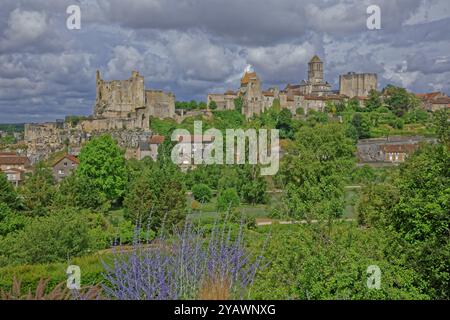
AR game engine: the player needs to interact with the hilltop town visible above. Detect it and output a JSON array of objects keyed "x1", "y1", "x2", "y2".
[{"x1": 0, "y1": 55, "x2": 449, "y2": 183}]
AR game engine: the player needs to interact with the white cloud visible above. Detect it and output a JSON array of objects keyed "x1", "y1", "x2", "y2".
[{"x1": 0, "y1": 9, "x2": 47, "y2": 51}]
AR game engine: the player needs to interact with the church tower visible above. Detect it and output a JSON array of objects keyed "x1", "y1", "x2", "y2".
[{"x1": 308, "y1": 55, "x2": 324, "y2": 84}]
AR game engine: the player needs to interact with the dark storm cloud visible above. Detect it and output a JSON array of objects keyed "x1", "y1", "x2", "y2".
[{"x1": 0, "y1": 0, "x2": 449, "y2": 123}]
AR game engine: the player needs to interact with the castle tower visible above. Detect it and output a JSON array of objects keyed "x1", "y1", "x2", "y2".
[{"x1": 308, "y1": 55, "x2": 324, "y2": 84}]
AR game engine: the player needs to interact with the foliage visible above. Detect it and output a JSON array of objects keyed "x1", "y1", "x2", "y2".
[
  {"x1": 0, "y1": 172, "x2": 18, "y2": 209},
  {"x1": 234, "y1": 97, "x2": 244, "y2": 113},
  {"x1": 0, "y1": 203, "x2": 29, "y2": 237},
  {"x1": 0, "y1": 208, "x2": 106, "y2": 266},
  {"x1": 54, "y1": 174, "x2": 110, "y2": 212},
  {"x1": 19, "y1": 162, "x2": 56, "y2": 216},
  {"x1": 123, "y1": 161, "x2": 187, "y2": 229},
  {"x1": 351, "y1": 113, "x2": 372, "y2": 139},
  {"x1": 217, "y1": 188, "x2": 240, "y2": 212},
  {"x1": 238, "y1": 165, "x2": 267, "y2": 205},
  {"x1": 357, "y1": 143, "x2": 450, "y2": 299},
  {"x1": 249, "y1": 223, "x2": 428, "y2": 299},
  {"x1": 432, "y1": 108, "x2": 449, "y2": 147},
  {"x1": 280, "y1": 123, "x2": 356, "y2": 220},
  {"x1": 208, "y1": 100, "x2": 218, "y2": 110},
  {"x1": 192, "y1": 183, "x2": 213, "y2": 203},
  {"x1": 383, "y1": 85, "x2": 419, "y2": 117},
  {"x1": 0, "y1": 276, "x2": 102, "y2": 300},
  {"x1": 175, "y1": 100, "x2": 206, "y2": 110},
  {"x1": 365, "y1": 90, "x2": 382, "y2": 111},
  {"x1": 77, "y1": 135, "x2": 128, "y2": 203}
]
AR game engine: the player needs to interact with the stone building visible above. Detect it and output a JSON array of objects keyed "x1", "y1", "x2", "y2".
[
  {"x1": 206, "y1": 55, "x2": 351, "y2": 118},
  {"x1": 52, "y1": 154, "x2": 79, "y2": 182},
  {"x1": 94, "y1": 70, "x2": 175, "y2": 127},
  {"x1": 356, "y1": 136, "x2": 435, "y2": 166},
  {"x1": 339, "y1": 72, "x2": 378, "y2": 98},
  {"x1": 415, "y1": 92, "x2": 450, "y2": 112},
  {"x1": 298, "y1": 55, "x2": 332, "y2": 96}
]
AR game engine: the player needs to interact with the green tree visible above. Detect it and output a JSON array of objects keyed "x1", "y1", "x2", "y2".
[
  {"x1": 208, "y1": 101, "x2": 218, "y2": 110},
  {"x1": 217, "y1": 188, "x2": 240, "y2": 212},
  {"x1": 0, "y1": 203, "x2": 29, "y2": 237},
  {"x1": 192, "y1": 183, "x2": 212, "y2": 203},
  {"x1": 77, "y1": 135, "x2": 128, "y2": 203},
  {"x1": 234, "y1": 97, "x2": 244, "y2": 113},
  {"x1": 19, "y1": 162, "x2": 56, "y2": 216},
  {"x1": 276, "y1": 108, "x2": 294, "y2": 139},
  {"x1": 238, "y1": 165, "x2": 267, "y2": 204},
  {"x1": 53, "y1": 174, "x2": 109, "y2": 212},
  {"x1": 432, "y1": 108, "x2": 449, "y2": 147},
  {"x1": 0, "y1": 173, "x2": 18, "y2": 209},
  {"x1": 0, "y1": 209, "x2": 101, "y2": 265},
  {"x1": 281, "y1": 123, "x2": 355, "y2": 221},
  {"x1": 123, "y1": 162, "x2": 187, "y2": 229},
  {"x1": 365, "y1": 89, "x2": 382, "y2": 111},
  {"x1": 383, "y1": 85, "x2": 419, "y2": 117},
  {"x1": 351, "y1": 113, "x2": 372, "y2": 139}
]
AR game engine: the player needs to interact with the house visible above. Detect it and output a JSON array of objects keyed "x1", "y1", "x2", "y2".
[
  {"x1": 137, "y1": 135, "x2": 165, "y2": 161},
  {"x1": 416, "y1": 92, "x2": 450, "y2": 112},
  {"x1": 52, "y1": 154, "x2": 79, "y2": 182},
  {"x1": 0, "y1": 152, "x2": 30, "y2": 172},
  {"x1": 380, "y1": 144, "x2": 418, "y2": 163},
  {"x1": 174, "y1": 135, "x2": 215, "y2": 170},
  {"x1": 356, "y1": 136, "x2": 435, "y2": 166},
  {"x1": 1, "y1": 168, "x2": 24, "y2": 187}
]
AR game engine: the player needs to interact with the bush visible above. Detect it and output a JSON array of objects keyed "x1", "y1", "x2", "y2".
[
  {"x1": 0, "y1": 209, "x2": 107, "y2": 266},
  {"x1": 217, "y1": 188, "x2": 240, "y2": 212},
  {"x1": 192, "y1": 184, "x2": 212, "y2": 203}
]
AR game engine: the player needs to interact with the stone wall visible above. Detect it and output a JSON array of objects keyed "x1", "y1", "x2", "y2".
[
  {"x1": 145, "y1": 89, "x2": 175, "y2": 119},
  {"x1": 339, "y1": 72, "x2": 377, "y2": 98},
  {"x1": 94, "y1": 71, "x2": 145, "y2": 118}
]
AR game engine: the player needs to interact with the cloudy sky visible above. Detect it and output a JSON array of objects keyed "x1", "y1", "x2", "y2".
[{"x1": 0, "y1": 0, "x2": 449, "y2": 123}]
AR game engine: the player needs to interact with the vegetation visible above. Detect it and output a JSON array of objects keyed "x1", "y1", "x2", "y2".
[{"x1": 0, "y1": 86, "x2": 448, "y2": 300}]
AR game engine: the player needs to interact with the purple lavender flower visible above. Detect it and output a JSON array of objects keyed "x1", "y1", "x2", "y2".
[{"x1": 101, "y1": 215, "x2": 265, "y2": 300}]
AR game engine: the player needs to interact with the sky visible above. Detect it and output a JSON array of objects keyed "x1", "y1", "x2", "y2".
[{"x1": 0, "y1": 0, "x2": 450, "y2": 123}]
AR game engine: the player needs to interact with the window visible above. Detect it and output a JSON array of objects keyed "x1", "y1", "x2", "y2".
[
  {"x1": 59, "y1": 169, "x2": 64, "y2": 175},
  {"x1": 64, "y1": 162, "x2": 68, "y2": 167}
]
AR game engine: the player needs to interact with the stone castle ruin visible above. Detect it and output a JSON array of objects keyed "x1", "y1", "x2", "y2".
[
  {"x1": 94, "y1": 70, "x2": 175, "y2": 128},
  {"x1": 24, "y1": 70, "x2": 175, "y2": 163}
]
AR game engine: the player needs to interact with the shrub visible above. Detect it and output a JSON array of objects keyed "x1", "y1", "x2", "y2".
[
  {"x1": 217, "y1": 188, "x2": 240, "y2": 212},
  {"x1": 192, "y1": 183, "x2": 212, "y2": 203},
  {"x1": 0, "y1": 209, "x2": 107, "y2": 265}
]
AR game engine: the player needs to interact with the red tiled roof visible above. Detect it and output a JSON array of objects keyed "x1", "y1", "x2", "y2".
[
  {"x1": 177, "y1": 135, "x2": 215, "y2": 143},
  {"x1": 431, "y1": 97, "x2": 450, "y2": 105},
  {"x1": 149, "y1": 135, "x2": 165, "y2": 144},
  {"x1": 415, "y1": 92, "x2": 443, "y2": 101},
  {"x1": 381, "y1": 144, "x2": 418, "y2": 153},
  {"x1": 53, "y1": 154, "x2": 79, "y2": 167},
  {"x1": 0, "y1": 156, "x2": 29, "y2": 165},
  {"x1": 0, "y1": 152, "x2": 17, "y2": 157},
  {"x1": 262, "y1": 91, "x2": 274, "y2": 97},
  {"x1": 241, "y1": 72, "x2": 258, "y2": 85},
  {"x1": 224, "y1": 90, "x2": 236, "y2": 95}
]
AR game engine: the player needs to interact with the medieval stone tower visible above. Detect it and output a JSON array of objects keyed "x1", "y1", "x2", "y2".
[
  {"x1": 239, "y1": 70, "x2": 263, "y2": 118},
  {"x1": 308, "y1": 55, "x2": 324, "y2": 84},
  {"x1": 339, "y1": 72, "x2": 378, "y2": 98}
]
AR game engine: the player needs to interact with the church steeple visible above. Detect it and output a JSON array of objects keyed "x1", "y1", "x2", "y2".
[{"x1": 308, "y1": 55, "x2": 324, "y2": 84}]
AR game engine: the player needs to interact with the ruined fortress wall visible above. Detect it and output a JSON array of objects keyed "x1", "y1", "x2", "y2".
[
  {"x1": 339, "y1": 73, "x2": 377, "y2": 98},
  {"x1": 95, "y1": 71, "x2": 145, "y2": 118},
  {"x1": 145, "y1": 90, "x2": 175, "y2": 119},
  {"x1": 78, "y1": 118, "x2": 141, "y2": 133}
]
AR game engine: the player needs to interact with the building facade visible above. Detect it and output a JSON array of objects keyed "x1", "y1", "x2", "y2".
[{"x1": 339, "y1": 72, "x2": 378, "y2": 98}]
